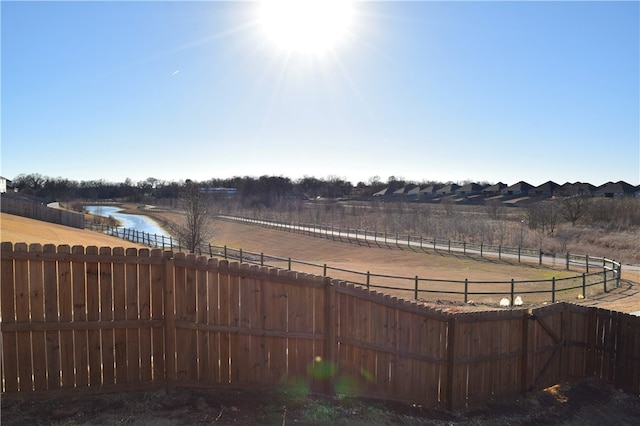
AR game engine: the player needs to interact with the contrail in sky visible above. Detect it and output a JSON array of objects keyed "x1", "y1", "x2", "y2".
[{"x1": 171, "y1": 70, "x2": 180, "y2": 76}]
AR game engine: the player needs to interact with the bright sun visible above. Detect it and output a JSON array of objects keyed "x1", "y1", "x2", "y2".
[{"x1": 258, "y1": 0, "x2": 354, "y2": 54}]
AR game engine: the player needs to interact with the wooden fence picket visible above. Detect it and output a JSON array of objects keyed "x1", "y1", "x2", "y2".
[
  {"x1": 28, "y1": 243, "x2": 47, "y2": 391},
  {"x1": 43, "y1": 244, "x2": 60, "y2": 390},
  {"x1": 1, "y1": 242, "x2": 18, "y2": 392},
  {"x1": 112, "y1": 247, "x2": 127, "y2": 385},
  {"x1": 99, "y1": 246, "x2": 115, "y2": 386}
]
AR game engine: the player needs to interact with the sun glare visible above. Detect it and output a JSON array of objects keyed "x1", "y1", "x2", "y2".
[{"x1": 258, "y1": 0, "x2": 354, "y2": 54}]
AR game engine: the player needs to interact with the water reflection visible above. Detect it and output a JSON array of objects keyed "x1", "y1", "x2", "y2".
[{"x1": 85, "y1": 205, "x2": 170, "y2": 237}]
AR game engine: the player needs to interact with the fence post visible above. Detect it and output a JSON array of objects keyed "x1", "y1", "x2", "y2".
[
  {"x1": 323, "y1": 264, "x2": 327, "y2": 276},
  {"x1": 288, "y1": 258, "x2": 292, "y2": 270},
  {"x1": 586, "y1": 255, "x2": 589, "y2": 273},
  {"x1": 463, "y1": 241, "x2": 466, "y2": 255},
  {"x1": 552, "y1": 277, "x2": 556, "y2": 303},
  {"x1": 518, "y1": 246, "x2": 521, "y2": 262},
  {"x1": 511, "y1": 279, "x2": 515, "y2": 304},
  {"x1": 603, "y1": 270, "x2": 607, "y2": 293},
  {"x1": 539, "y1": 250, "x2": 542, "y2": 266},
  {"x1": 163, "y1": 252, "x2": 176, "y2": 393},
  {"x1": 420, "y1": 236, "x2": 423, "y2": 250},
  {"x1": 480, "y1": 243, "x2": 483, "y2": 257},
  {"x1": 521, "y1": 309, "x2": 534, "y2": 395},
  {"x1": 239, "y1": 249, "x2": 243, "y2": 263},
  {"x1": 464, "y1": 278, "x2": 468, "y2": 303},
  {"x1": 224, "y1": 246, "x2": 227, "y2": 259},
  {"x1": 448, "y1": 240, "x2": 451, "y2": 253},
  {"x1": 582, "y1": 273, "x2": 586, "y2": 298},
  {"x1": 261, "y1": 253, "x2": 264, "y2": 266},
  {"x1": 414, "y1": 276, "x2": 419, "y2": 300},
  {"x1": 366, "y1": 271, "x2": 370, "y2": 289},
  {"x1": 566, "y1": 253, "x2": 570, "y2": 271}
]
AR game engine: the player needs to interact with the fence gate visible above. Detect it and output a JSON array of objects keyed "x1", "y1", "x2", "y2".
[{"x1": 523, "y1": 304, "x2": 569, "y2": 392}]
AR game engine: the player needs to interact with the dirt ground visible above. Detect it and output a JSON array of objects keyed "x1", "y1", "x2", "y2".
[
  {"x1": 2, "y1": 211, "x2": 640, "y2": 424},
  {"x1": 2, "y1": 378, "x2": 639, "y2": 425}
]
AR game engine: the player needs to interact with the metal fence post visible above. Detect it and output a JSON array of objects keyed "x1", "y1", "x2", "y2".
[
  {"x1": 552, "y1": 277, "x2": 556, "y2": 303},
  {"x1": 582, "y1": 273, "x2": 586, "y2": 298},
  {"x1": 464, "y1": 278, "x2": 469, "y2": 303},
  {"x1": 414, "y1": 276, "x2": 419, "y2": 300},
  {"x1": 511, "y1": 279, "x2": 515, "y2": 304},
  {"x1": 566, "y1": 253, "x2": 570, "y2": 270},
  {"x1": 586, "y1": 255, "x2": 589, "y2": 273}
]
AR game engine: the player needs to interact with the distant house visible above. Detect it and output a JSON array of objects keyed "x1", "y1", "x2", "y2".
[
  {"x1": 199, "y1": 187, "x2": 238, "y2": 197},
  {"x1": 501, "y1": 181, "x2": 533, "y2": 196},
  {"x1": 483, "y1": 182, "x2": 507, "y2": 195},
  {"x1": 456, "y1": 183, "x2": 486, "y2": 196},
  {"x1": 437, "y1": 184, "x2": 460, "y2": 195},
  {"x1": 530, "y1": 181, "x2": 560, "y2": 197},
  {"x1": 0, "y1": 176, "x2": 11, "y2": 193},
  {"x1": 556, "y1": 182, "x2": 596, "y2": 197},
  {"x1": 407, "y1": 186, "x2": 421, "y2": 196},
  {"x1": 594, "y1": 181, "x2": 637, "y2": 198},
  {"x1": 419, "y1": 185, "x2": 440, "y2": 196},
  {"x1": 373, "y1": 187, "x2": 392, "y2": 197},
  {"x1": 393, "y1": 185, "x2": 418, "y2": 196}
]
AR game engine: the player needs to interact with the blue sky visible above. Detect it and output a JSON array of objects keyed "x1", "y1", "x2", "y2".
[{"x1": 2, "y1": 1, "x2": 639, "y2": 186}]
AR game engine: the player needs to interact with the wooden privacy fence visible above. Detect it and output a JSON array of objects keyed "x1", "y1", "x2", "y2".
[
  {"x1": 1, "y1": 195, "x2": 85, "y2": 229},
  {"x1": 1, "y1": 243, "x2": 639, "y2": 409}
]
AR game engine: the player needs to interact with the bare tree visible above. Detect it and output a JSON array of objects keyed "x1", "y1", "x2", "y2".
[
  {"x1": 172, "y1": 180, "x2": 213, "y2": 253},
  {"x1": 558, "y1": 190, "x2": 590, "y2": 226}
]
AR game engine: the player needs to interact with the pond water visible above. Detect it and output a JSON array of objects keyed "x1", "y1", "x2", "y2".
[{"x1": 85, "y1": 205, "x2": 170, "y2": 237}]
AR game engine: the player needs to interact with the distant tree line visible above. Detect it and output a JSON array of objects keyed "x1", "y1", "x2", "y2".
[{"x1": 9, "y1": 173, "x2": 428, "y2": 204}]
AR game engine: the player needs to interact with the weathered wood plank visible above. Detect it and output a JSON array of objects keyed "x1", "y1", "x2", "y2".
[
  {"x1": 99, "y1": 247, "x2": 115, "y2": 386},
  {"x1": 1, "y1": 242, "x2": 18, "y2": 392},
  {"x1": 86, "y1": 246, "x2": 102, "y2": 387},
  {"x1": 149, "y1": 249, "x2": 165, "y2": 382},
  {"x1": 138, "y1": 248, "x2": 152, "y2": 383},
  {"x1": 29, "y1": 244, "x2": 48, "y2": 391},
  {"x1": 112, "y1": 247, "x2": 127, "y2": 385},
  {"x1": 57, "y1": 245, "x2": 74, "y2": 389},
  {"x1": 43, "y1": 244, "x2": 61, "y2": 390},
  {"x1": 71, "y1": 245, "x2": 88, "y2": 388}
]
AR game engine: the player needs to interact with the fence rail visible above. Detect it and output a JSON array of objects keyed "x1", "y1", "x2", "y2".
[
  {"x1": 86, "y1": 217, "x2": 622, "y2": 306},
  {"x1": 1, "y1": 243, "x2": 639, "y2": 409}
]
